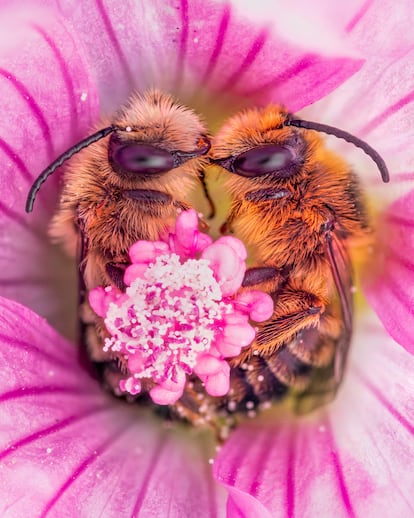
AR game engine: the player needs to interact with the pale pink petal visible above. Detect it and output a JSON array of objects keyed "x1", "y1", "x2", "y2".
[
  {"x1": 0, "y1": 297, "x2": 224, "y2": 516},
  {"x1": 364, "y1": 190, "x2": 414, "y2": 353},
  {"x1": 214, "y1": 317, "x2": 414, "y2": 517},
  {"x1": 304, "y1": 0, "x2": 414, "y2": 185},
  {"x1": 15, "y1": 1, "x2": 363, "y2": 113},
  {"x1": 202, "y1": 243, "x2": 246, "y2": 296},
  {"x1": 0, "y1": 7, "x2": 99, "y2": 338}
]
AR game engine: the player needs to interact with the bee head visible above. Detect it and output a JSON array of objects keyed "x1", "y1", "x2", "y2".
[
  {"x1": 211, "y1": 104, "x2": 389, "y2": 183},
  {"x1": 25, "y1": 91, "x2": 211, "y2": 212}
]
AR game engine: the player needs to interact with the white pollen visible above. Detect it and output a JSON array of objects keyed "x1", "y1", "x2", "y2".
[
  {"x1": 125, "y1": 126, "x2": 132, "y2": 132},
  {"x1": 257, "y1": 375, "x2": 264, "y2": 382},
  {"x1": 46, "y1": 447, "x2": 53, "y2": 454},
  {"x1": 80, "y1": 92, "x2": 88, "y2": 101}
]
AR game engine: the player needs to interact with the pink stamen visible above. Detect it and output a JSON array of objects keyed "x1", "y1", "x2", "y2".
[{"x1": 89, "y1": 210, "x2": 274, "y2": 405}]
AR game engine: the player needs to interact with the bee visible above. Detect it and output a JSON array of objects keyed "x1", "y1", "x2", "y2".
[
  {"x1": 26, "y1": 90, "x2": 211, "y2": 377},
  {"x1": 210, "y1": 105, "x2": 389, "y2": 414}
]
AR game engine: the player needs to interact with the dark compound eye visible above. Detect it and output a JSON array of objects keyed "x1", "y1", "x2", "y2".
[
  {"x1": 233, "y1": 145, "x2": 294, "y2": 178},
  {"x1": 109, "y1": 140, "x2": 174, "y2": 176}
]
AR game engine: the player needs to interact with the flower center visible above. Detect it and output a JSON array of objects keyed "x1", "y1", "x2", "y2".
[{"x1": 103, "y1": 253, "x2": 233, "y2": 396}]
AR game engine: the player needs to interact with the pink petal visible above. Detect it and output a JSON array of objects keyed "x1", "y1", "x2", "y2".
[
  {"x1": 305, "y1": 0, "x2": 414, "y2": 185},
  {"x1": 128, "y1": 241, "x2": 170, "y2": 264},
  {"x1": 170, "y1": 209, "x2": 212, "y2": 258},
  {"x1": 235, "y1": 290, "x2": 274, "y2": 322},
  {"x1": 215, "y1": 236, "x2": 247, "y2": 261},
  {"x1": 0, "y1": 297, "x2": 224, "y2": 516},
  {"x1": 2, "y1": 1, "x2": 363, "y2": 114},
  {"x1": 88, "y1": 286, "x2": 108, "y2": 317},
  {"x1": 0, "y1": 7, "x2": 99, "y2": 337},
  {"x1": 202, "y1": 242, "x2": 246, "y2": 296},
  {"x1": 364, "y1": 189, "x2": 414, "y2": 353},
  {"x1": 204, "y1": 365, "x2": 230, "y2": 397},
  {"x1": 214, "y1": 317, "x2": 414, "y2": 516},
  {"x1": 143, "y1": 0, "x2": 363, "y2": 112},
  {"x1": 150, "y1": 370, "x2": 187, "y2": 405}
]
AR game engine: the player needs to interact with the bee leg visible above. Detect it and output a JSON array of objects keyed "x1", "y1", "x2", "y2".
[
  {"x1": 242, "y1": 265, "x2": 290, "y2": 292},
  {"x1": 197, "y1": 168, "x2": 216, "y2": 219},
  {"x1": 253, "y1": 287, "x2": 325, "y2": 355}
]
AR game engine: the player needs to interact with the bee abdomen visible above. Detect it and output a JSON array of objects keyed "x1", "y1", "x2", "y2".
[{"x1": 225, "y1": 356, "x2": 289, "y2": 413}]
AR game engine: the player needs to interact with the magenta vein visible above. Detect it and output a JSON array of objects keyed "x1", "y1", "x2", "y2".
[
  {"x1": 0, "y1": 385, "x2": 92, "y2": 403},
  {"x1": 355, "y1": 368, "x2": 414, "y2": 436},
  {"x1": 241, "y1": 56, "x2": 313, "y2": 97},
  {"x1": 41, "y1": 421, "x2": 132, "y2": 517},
  {"x1": 360, "y1": 90, "x2": 414, "y2": 136},
  {"x1": 0, "y1": 68, "x2": 54, "y2": 159},
  {"x1": 345, "y1": 0, "x2": 375, "y2": 33},
  {"x1": 387, "y1": 213, "x2": 414, "y2": 229},
  {"x1": 95, "y1": 0, "x2": 135, "y2": 87},
  {"x1": 0, "y1": 333, "x2": 73, "y2": 369},
  {"x1": 31, "y1": 23, "x2": 79, "y2": 139},
  {"x1": 0, "y1": 199, "x2": 48, "y2": 237},
  {"x1": 219, "y1": 29, "x2": 268, "y2": 92},
  {"x1": 0, "y1": 405, "x2": 109, "y2": 460},
  {"x1": 174, "y1": 0, "x2": 189, "y2": 91},
  {"x1": 199, "y1": 4, "x2": 231, "y2": 86},
  {"x1": 130, "y1": 432, "x2": 167, "y2": 516},
  {"x1": 285, "y1": 426, "x2": 296, "y2": 518},
  {"x1": 324, "y1": 416, "x2": 356, "y2": 518}
]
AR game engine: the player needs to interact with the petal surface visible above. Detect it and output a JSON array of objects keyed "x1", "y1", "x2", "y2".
[
  {"x1": 214, "y1": 315, "x2": 414, "y2": 517},
  {"x1": 138, "y1": 0, "x2": 363, "y2": 114},
  {"x1": 304, "y1": 0, "x2": 414, "y2": 191},
  {"x1": 6, "y1": 0, "x2": 363, "y2": 115},
  {"x1": 364, "y1": 189, "x2": 414, "y2": 353},
  {"x1": 0, "y1": 6, "x2": 99, "y2": 338},
  {"x1": 0, "y1": 297, "x2": 224, "y2": 517}
]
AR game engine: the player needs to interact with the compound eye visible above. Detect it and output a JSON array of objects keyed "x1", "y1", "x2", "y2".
[
  {"x1": 110, "y1": 142, "x2": 174, "y2": 175},
  {"x1": 233, "y1": 145, "x2": 294, "y2": 177}
]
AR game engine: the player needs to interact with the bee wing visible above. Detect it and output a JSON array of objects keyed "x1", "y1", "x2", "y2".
[
  {"x1": 77, "y1": 218, "x2": 89, "y2": 349},
  {"x1": 326, "y1": 230, "x2": 353, "y2": 384},
  {"x1": 295, "y1": 230, "x2": 354, "y2": 414}
]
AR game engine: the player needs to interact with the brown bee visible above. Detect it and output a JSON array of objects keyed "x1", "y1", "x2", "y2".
[
  {"x1": 26, "y1": 90, "x2": 211, "y2": 375},
  {"x1": 210, "y1": 105, "x2": 389, "y2": 414}
]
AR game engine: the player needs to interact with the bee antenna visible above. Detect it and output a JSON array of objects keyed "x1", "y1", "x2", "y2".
[
  {"x1": 286, "y1": 118, "x2": 389, "y2": 183},
  {"x1": 25, "y1": 125, "x2": 118, "y2": 213}
]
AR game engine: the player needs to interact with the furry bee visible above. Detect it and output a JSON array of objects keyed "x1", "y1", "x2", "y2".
[
  {"x1": 210, "y1": 105, "x2": 389, "y2": 413},
  {"x1": 26, "y1": 90, "x2": 211, "y2": 374}
]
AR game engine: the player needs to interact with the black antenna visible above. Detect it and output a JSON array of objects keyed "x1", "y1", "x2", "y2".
[
  {"x1": 26, "y1": 125, "x2": 118, "y2": 213},
  {"x1": 286, "y1": 118, "x2": 389, "y2": 183}
]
